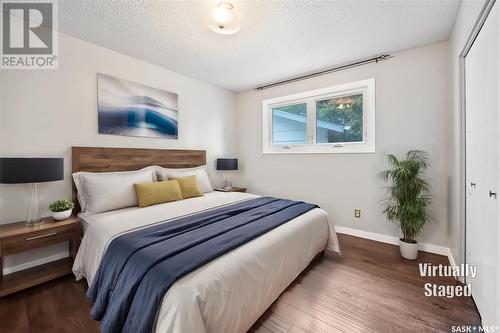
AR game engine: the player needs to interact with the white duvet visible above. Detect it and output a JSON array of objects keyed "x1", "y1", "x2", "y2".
[{"x1": 73, "y1": 192, "x2": 340, "y2": 333}]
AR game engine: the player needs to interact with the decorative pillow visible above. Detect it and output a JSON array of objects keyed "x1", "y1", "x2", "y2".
[
  {"x1": 79, "y1": 168, "x2": 156, "y2": 214},
  {"x1": 157, "y1": 165, "x2": 213, "y2": 193},
  {"x1": 72, "y1": 166, "x2": 158, "y2": 212},
  {"x1": 175, "y1": 175, "x2": 203, "y2": 199},
  {"x1": 134, "y1": 180, "x2": 183, "y2": 208}
]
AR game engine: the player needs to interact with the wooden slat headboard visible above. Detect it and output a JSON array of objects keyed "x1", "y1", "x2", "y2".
[{"x1": 71, "y1": 146, "x2": 206, "y2": 211}]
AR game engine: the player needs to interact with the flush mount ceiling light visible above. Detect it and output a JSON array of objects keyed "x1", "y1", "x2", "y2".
[{"x1": 207, "y1": 2, "x2": 241, "y2": 35}]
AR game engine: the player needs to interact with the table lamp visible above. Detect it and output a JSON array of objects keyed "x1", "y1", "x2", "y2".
[
  {"x1": 0, "y1": 158, "x2": 64, "y2": 226},
  {"x1": 216, "y1": 158, "x2": 238, "y2": 190}
]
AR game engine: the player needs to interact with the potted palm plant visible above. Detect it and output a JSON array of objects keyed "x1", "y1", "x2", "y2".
[{"x1": 381, "y1": 150, "x2": 432, "y2": 260}]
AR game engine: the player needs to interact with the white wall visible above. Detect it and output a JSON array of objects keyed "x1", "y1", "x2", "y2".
[
  {"x1": 235, "y1": 42, "x2": 451, "y2": 247},
  {"x1": 0, "y1": 69, "x2": 2, "y2": 155},
  {"x1": 448, "y1": 0, "x2": 486, "y2": 267},
  {"x1": 0, "y1": 33, "x2": 236, "y2": 272}
]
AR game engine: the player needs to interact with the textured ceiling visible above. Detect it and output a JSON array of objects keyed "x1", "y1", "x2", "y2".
[{"x1": 58, "y1": 0, "x2": 460, "y2": 92}]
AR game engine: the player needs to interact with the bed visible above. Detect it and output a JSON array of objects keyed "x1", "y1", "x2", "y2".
[{"x1": 71, "y1": 147, "x2": 340, "y2": 333}]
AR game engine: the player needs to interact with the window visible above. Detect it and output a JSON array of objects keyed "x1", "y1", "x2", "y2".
[{"x1": 263, "y1": 79, "x2": 375, "y2": 154}]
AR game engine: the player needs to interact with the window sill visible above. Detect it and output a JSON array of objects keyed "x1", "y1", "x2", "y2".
[{"x1": 263, "y1": 145, "x2": 375, "y2": 154}]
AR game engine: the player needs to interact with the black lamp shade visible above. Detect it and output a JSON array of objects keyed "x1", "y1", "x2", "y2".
[
  {"x1": 216, "y1": 158, "x2": 238, "y2": 171},
  {"x1": 0, "y1": 158, "x2": 64, "y2": 184}
]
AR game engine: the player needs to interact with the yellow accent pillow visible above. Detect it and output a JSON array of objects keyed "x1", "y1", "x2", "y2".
[
  {"x1": 175, "y1": 175, "x2": 203, "y2": 199},
  {"x1": 134, "y1": 180, "x2": 183, "y2": 208}
]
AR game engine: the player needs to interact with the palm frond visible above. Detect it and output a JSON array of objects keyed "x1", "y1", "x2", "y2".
[
  {"x1": 387, "y1": 154, "x2": 399, "y2": 168},
  {"x1": 406, "y1": 150, "x2": 430, "y2": 169}
]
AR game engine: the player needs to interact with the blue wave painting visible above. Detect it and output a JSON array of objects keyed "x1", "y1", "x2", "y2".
[{"x1": 98, "y1": 74, "x2": 178, "y2": 139}]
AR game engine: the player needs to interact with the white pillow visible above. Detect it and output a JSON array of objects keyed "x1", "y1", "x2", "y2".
[
  {"x1": 157, "y1": 165, "x2": 213, "y2": 193},
  {"x1": 73, "y1": 166, "x2": 157, "y2": 213}
]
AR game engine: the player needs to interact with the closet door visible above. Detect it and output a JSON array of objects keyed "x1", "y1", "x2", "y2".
[{"x1": 465, "y1": 1, "x2": 498, "y2": 326}]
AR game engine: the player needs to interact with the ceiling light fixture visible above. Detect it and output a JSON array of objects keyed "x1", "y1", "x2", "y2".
[{"x1": 207, "y1": 2, "x2": 241, "y2": 35}]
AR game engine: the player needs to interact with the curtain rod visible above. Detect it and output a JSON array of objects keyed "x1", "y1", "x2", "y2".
[{"x1": 255, "y1": 54, "x2": 393, "y2": 91}]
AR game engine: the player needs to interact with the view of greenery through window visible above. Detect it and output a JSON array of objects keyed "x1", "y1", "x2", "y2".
[{"x1": 316, "y1": 94, "x2": 363, "y2": 143}]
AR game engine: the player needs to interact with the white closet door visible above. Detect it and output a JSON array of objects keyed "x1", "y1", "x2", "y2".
[
  {"x1": 465, "y1": 1, "x2": 498, "y2": 326},
  {"x1": 497, "y1": 3, "x2": 500, "y2": 324}
]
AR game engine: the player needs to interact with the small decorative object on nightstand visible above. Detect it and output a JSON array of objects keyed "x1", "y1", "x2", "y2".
[
  {"x1": 216, "y1": 158, "x2": 238, "y2": 190},
  {"x1": 49, "y1": 199, "x2": 75, "y2": 221},
  {"x1": 0, "y1": 215, "x2": 80, "y2": 297},
  {"x1": 0, "y1": 158, "x2": 64, "y2": 226},
  {"x1": 214, "y1": 187, "x2": 247, "y2": 193}
]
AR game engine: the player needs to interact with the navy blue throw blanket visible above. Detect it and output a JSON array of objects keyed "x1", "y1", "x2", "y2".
[{"x1": 88, "y1": 197, "x2": 317, "y2": 333}]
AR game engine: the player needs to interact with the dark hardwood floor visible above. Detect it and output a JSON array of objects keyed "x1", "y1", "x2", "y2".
[{"x1": 0, "y1": 234, "x2": 480, "y2": 333}]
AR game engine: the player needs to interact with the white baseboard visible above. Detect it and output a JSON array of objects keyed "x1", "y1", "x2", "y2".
[
  {"x1": 335, "y1": 226, "x2": 450, "y2": 257},
  {"x1": 446, "y1": 248, "x2": 466, "y2": 282},
  {"x1": 3, "y1": 251, "x2": 69, "y2": 276},
  {"x1": 447, "y1": 248, "x2": 456, "y2": 266}
]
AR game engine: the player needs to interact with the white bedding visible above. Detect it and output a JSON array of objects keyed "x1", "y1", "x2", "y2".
[{"x1": 73, "y1": 191, "x2": 340, "y2": 333}]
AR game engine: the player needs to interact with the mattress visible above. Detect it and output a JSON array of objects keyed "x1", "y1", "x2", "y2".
[{"x1": 73, "y1": 191, "x2": 340, "y2": 333}]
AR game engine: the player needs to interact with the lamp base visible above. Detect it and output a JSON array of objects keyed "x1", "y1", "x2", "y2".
[
  {"x1": 25, "y1": 183, "x2": 42, "y2": 227},
  {"x1": 225, "y1": 172, "x2": 232, "y2": 190},
  {"x1": 25, "y1": 219, "x2": 46, "y2": 227},
  {"x1": 25, "y1": 222, "x2": 45, "y2": 227}
]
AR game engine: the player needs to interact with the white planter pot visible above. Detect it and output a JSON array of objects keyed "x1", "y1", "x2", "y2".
[
  {"x1": 51, "y1": 209, "x2": 72, "y2": 221},
  {"x1": 399, "y1": 239, "x2": 419, "y2": 260}
]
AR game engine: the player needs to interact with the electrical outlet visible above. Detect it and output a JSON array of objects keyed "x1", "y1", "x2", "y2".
[{"x1": 354, "y1": 209, "x2": 361, "y2": 218}]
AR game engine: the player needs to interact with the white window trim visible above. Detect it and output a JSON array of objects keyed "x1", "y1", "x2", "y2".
[{"x1": 262, "y1": 78, "x2": 376, "y2": 154}]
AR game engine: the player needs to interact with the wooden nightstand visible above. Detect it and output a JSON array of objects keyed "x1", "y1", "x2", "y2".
[
  {"x1": 214, "y1": 187, "x2": 247, "y2": 193},
  {"x1": 0, "y1": 215, "x2": 81, "y2": 297}
]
